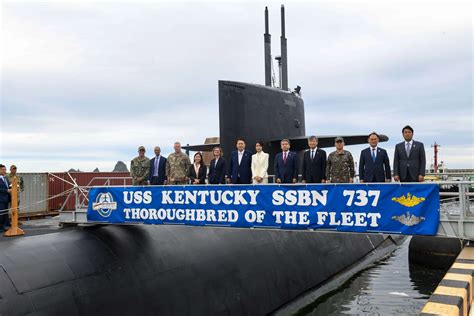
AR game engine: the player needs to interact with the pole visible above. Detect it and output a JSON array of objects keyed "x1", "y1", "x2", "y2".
[
  {"x1": 280, "y1": 5, "x2": 288, "y2": 91},
  {"x1": 264, "y1": 7, "x2": 272, "y2": 87},
  {"x1": 4, "y1": 176, "x2": 25, "y2": 237},
  {"x1": 431, "y1": 142, "x2": 440, "y2": 173}
]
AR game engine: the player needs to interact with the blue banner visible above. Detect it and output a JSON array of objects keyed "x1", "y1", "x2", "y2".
[{"x1": 87, "y1": 184, "x2": 440, "y2": 236}]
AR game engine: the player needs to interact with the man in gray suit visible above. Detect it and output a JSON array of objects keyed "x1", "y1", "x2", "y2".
[{"x1": 393, "y1": 125, "x2": 426, "y2": 182}]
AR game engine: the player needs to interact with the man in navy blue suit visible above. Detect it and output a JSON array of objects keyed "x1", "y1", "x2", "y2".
[
  {"x1": 227, "y1": 138, "x2": 252, "y2": 184},
  {"x1": 149, "y1": 146, "x2": 167, "y2": 185},
  {"x1": 0, "y1": 164, "x2": 11, "y2": 231},
  {"x1": 275, "y1": 139, "x2": 299, "y2": 184},
  {"x1": 359, "y1": 132, "x2": 391, "y2": 183}
]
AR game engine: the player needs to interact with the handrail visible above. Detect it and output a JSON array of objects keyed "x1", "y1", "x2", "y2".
[{"x1": 57, "y1": 175, "x2": 474, "y2": 239}]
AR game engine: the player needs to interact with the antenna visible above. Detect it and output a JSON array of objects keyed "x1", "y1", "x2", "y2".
[
  {"x1": 271, "y1": 55, "x2": 277, "y2": 87},
  {"x1": 275, "y1": 56, "x2": 282, "y2": 88},
  {"x1": 264, "y1": 7, "x2": 272, "y2": 86},
  {"x1": 280, "y1": 5, "x2": 288, "y2": 91},
  {"x1": 431, "y1": 142, "x2": 441, "y2": 173}
]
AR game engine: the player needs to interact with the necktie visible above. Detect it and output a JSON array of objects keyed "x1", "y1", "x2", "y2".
[
  {"x1": 155, "y1": 157, "x2": 159, "y2": 176},
  {"x1": 311, "y1": 150, "x2": 314, "y2": 160},
  {"x1": 283, "y1": 152, "x2": 287, "y2": 163},
  {"x1": 371, "y1": 148, "x2": 376, "y2": 162},
  {"x1": 1, "y1": 177, "x2": 7, "y2": 187},
  {"x1": 215, "y1": 158, "x2": 218, "y2": 167},
  {"x1": 406, "y1": 143, "x2": 411, "y2": 156}
]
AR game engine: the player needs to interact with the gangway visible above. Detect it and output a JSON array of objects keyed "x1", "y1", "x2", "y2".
[
  {"x1": 437, "y1": 181, "x2": 474, "y2": 239},
  {"x1": 54, "y1": 173, "x2": 474, "y2": 240}
]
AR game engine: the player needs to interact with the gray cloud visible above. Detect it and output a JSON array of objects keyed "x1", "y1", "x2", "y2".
[{"x1": 1, "y1": 0, "x2": 472, "y2": 171}]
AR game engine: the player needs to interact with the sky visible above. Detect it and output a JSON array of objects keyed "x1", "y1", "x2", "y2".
[{"x1": 1, "y1": 0, "x2": 472, "y2": 172}]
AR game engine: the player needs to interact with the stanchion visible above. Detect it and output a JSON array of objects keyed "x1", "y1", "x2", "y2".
[{"x1": 4, "y1": 176, "x2": 24, "y2": 237}]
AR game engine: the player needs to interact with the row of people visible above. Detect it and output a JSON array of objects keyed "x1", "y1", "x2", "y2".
[
  {"x1": 0, "y1": 165, "x2": 25, "y2": 231},
  {"x1": 131, "y1": 125, "x2": 425, "y2": 185}
]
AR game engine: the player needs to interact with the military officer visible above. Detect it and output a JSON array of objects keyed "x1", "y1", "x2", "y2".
[
  {"x1": 166, "y1": 142, "x2": 191, "y2": 185},
  {"x1": 326, "y1": 137, "x2": 355, "y2": 183},
  {"x1": 130, "y1": 146, "x2": 150, "y2": 185},
  {"x1": 7, "y1": 165, "x2": 24, "y2": 207}
]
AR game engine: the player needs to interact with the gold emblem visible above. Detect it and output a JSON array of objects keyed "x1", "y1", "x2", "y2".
[
  {"x1": 391, "y1": 193, "x2": 425, "y2": 207},
  {"x1": 392, "y1": 212, "x2": 425, "y2": 226}
]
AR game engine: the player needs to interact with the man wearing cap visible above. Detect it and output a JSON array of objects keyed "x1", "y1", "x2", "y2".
[
  {"x1": 0, "y1": 164, "x2": 11, "y2": 231},
  {"x1": 326, "y1": 137, "x2": 355, "y2": 183},
  {"x1": 166, "y1": 142, "x2": 191, "y2": 185},
  {"x1": 130, "y1": 146, "x2": 150, "y2": 186},
  {"x1": 393, "y1": 125, "x2": 426, "y2": 182},
  {"x1": 7, "y1": 165, "x2": 24, "y2": 206}
]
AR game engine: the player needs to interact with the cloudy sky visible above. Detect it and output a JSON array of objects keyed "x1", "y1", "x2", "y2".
[{"x1": 1, "y1": 0, "x2": 472, "y2": 172}]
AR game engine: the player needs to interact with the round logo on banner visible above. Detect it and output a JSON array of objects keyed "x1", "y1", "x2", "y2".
[{"x1": 92, "y1": 192, "x2": 117, "y2": 217}]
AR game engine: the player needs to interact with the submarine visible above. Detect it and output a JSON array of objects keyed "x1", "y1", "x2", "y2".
[
  {"x1": 0, "y1": 5, "x2": 400, "y2": 316},
  {"x1": 183, "y1": 5, "x2": 388, "y2": 171}
]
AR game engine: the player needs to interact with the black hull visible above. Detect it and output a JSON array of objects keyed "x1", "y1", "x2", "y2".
[
  {"x1": 0, "y1": 225, "x2": 396, "y2": 315},
  {"x1": 219, "y1": 80, "x2": 305, "y2": 173}
]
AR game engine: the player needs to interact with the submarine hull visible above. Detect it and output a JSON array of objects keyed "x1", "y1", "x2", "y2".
[
  {"x1": 219, "y1": 80, "x2": 305, "y2": 173},
  {"x1": 0, "y1": 224, "x2": 395, "y2": 315}
]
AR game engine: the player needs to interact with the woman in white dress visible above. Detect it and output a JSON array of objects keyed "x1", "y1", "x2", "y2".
[{"x1": 251, "y1": 141, "x2": 269, "y2": 184}]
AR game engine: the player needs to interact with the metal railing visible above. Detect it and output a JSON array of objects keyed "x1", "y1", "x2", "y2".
[
  {"x1": 437, "y1": 181, "x2": 474, "y2": 239},
  {"x1": 56, "y1": 174, "x2": 474, "y2": 240}
]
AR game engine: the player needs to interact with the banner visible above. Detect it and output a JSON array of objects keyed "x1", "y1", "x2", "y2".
[{"x1": 87, "y1": 184, "x2": 440, "y2": 236}]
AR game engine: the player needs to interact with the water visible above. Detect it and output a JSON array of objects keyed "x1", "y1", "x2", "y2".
[{"x1": 299, "y1": 238, "x2": 446, "y2": 316}]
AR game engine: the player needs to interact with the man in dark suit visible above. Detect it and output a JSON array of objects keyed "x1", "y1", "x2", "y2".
[
  {"x1": 359, "y1": 132, "x2": 391, "y2": 183},
  {"x1": 393, "y1": 125, "x2": 426, "y2": 182},
  {"x1": 0, "y1": 164, "x2": 11, "y2": 231},
  {"x1": 148, "y1": 146, "x2": 167, "y2": 185},
  {"x1": 227, "y1": 138, "x2": 252, "y2": 184},
  {"x1": 301, "y1": 136, "x2": 326, "y2": 183},
  {"x1": 275, "y1": 139, "x2": 299, "y2": 184},
  {"x1": 208, "y1": 147, "x2": 226, "y2": 184}
]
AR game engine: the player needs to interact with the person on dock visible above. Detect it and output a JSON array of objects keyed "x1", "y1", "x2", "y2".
[
  {"x1": 208, "y1": 147, "x2": 226, "y2": 184},
  {"x1": 166, "y1": 142, "x2": 191, "y2": 185},
  {"x1": 251, "y1": 141, "x2": 269, "y2": 184},
  {"x1": 274, "y1": 139, "x2": 299, "y2": 184},
  {"x1": 393, "y1": 125, "x2": 426, "y2": 182},
  {"x1": 0, "y1": 164, "x2": 11, "y2": 231},
  {"x1": 188, "y1": 152, "x2": 207, "y2": 185},
  {"x1": 359, "y1": 132, "x2": 391, "y2": 183},
  {"x1": 130, "y1": 146, "x2": 150, "y2": 186},
  {"x1": 301, "y1": 136, "x2": 327, "y2": 183},
  {"x1": 227, "y1": 138, "x2": 252, "y2": 184},
  {"x1": 148, "y1": 146, "x2": 167, "y2": 185},
  {"x1": 326, "y1": 137, "x2": 355, "y2": 183},
  {"x1": 7, "y1": 165, "x2": 24, "y2": 205}
]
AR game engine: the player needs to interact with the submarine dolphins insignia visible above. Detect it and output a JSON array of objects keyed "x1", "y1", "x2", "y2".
[
  {"x1": 391, "y1": 193, "x2": 425, "y2": 207},
  {"x1": 392, "y1": 212, "x2": 425, "y2": 226},
  {"x1": 92, "y1": 192, "x2": 117, "y2": 217},
  {"x1": 391, "y1": 193, "x2": 426, "y2": 226}
]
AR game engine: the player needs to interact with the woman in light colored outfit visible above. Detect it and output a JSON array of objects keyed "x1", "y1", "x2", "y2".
[{"x1": 251, "y1": 141, "x2": 269, "y2": 184}]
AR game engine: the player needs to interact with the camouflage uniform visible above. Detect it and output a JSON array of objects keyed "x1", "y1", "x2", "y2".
[
  {"x1": 7, "y1": 173, "x2": 24, "y2": 206},
  {"x1": 166, "y1": 152, "x2": 191, "y2": 185},
  {"x1": 130, "y1": 156, "x2": 150, "y2": 185},
  {"x1": 326, "y1": 150, "x2": 355, "y2": 183},
  {"x1": 7, "y1": 174, "x2": 24, "y2": 192}
]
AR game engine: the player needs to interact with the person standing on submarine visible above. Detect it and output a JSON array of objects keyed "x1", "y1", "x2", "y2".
[
  {"x1": 227, "y1": 138, "x2": 253, "y2": 184},
  {"x1": 326, "y1": 137, "x2": 355, "y2": 183},
  {"x1": 274, "y1": 139, "x2": 299, "y2": 184},
  {"x1": 251, "y1": 141, "x2": 269, "y2": 184}
]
